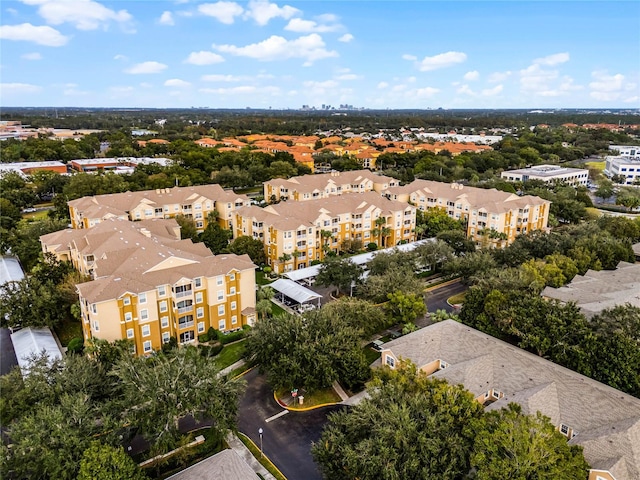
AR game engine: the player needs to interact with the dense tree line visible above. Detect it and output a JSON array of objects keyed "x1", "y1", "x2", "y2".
[{"x1": 312, "y1": 363, "x2": 589, "y2": 480}]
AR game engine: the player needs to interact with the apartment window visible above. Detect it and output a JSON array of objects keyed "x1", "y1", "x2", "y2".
[
  {"x1": 161, "y1": 316, "x2": 169, "y2": 328},
  {"x1": 195, "y1": 292, "x2": 203, "y2": 303},
  {"x1": 230, "y1": 287, "x2": 236, "y2": 295},
  {"x1": 162, "y1": 332, "x2": 170, "y2": 344},
  {"x1": 123, "y1": 296, "x2": 130, "y2": 306},
  {"x1": 218, "y1": 305, "x2": 225, "y2": 316},
  {"x1": 230, "y1": 273, "x2": 235, "y2": 281},
  {"x1": 197, "y1": 321, "x2": 205, "y2": 333},
  {"x1": 231, "y1": 301, "x2": 237, "y2": 311},
  {"x1": 91, "y1": 304, "x2": 97, "y2": 314},
  {"x1": 196, "y1": 307, "x2": 204, "y2": 318},
  {"x1": 126, "y1": 328, "x2": 134, "y2": 339},
  {"x1": 140, "y1": 309, "x2": 149, "y2": 321},
  {"x1": 217, "y1": 290, "x2": 224, "y2": 301},
  {"x1": 125, "y1": 312, "x2": 132, "y2": 322},
  {"x1": 93, "y1": 320, "x2": 99, "y2": 332},
  {"x1": 143, "y1": 341, "x2": 152, "y2": 353},
  {"x1": 560, "y1": 424, "x2": 569, "y2": 435},
  {"x1": 159, "y1": 301, "x2": 168, "y2": 313},
  {"x1": 217, "y1": 276, "x2": 223, "y2": 286},
  {"x1": 385, "y1": 355, "x2": 395, "y2": 368},
  {"x1": 231, "y1": 315, "x2": 237, "y2": 325},
  {"x1": 139, "y1": 292, "x2": 147, "y2": 304},
  {"x1": 142, "y1": 325, "x2": 150, "y2": 337},
  {"x1": 195, "y1": 277, "x2": 202, "y2": 288},
  {"x1": 218, "y1": 319, "x2": 225, "y2": 330},
  {"x1": 157, "y1": 285, "x2": 166, "y2": 297}
]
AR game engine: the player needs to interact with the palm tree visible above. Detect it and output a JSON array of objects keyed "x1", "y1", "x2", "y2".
[
  {"x1": 381, "y1": 226, "x2": 392, "y2": 248},
  {"x1": 292, "y1": 249, "x2": 301, "y2": 269},
  {"x1": 277, "y1": 253, "x2": 292, "y2": 273},
  {"x1": 256, "y1": 299, "x2": 273, "y2": 320}
]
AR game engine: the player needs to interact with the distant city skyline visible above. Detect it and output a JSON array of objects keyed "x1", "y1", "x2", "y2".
[{"x1": 1, "y1": 1, "x2": 638, "y2": 109}]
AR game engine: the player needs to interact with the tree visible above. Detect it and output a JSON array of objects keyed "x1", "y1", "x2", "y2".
[
  {"x1": 78, "y1": 442, "x2": 148, "y2": 480},
  {"x1": 436, "y1": 229, "x2": 476, "y2": 255},
  {"x1": 471, "y1": 404, "x2": 589, "y2": 479},
  {"x1": 417, "y1": 207, "x2": 464, "y2": 237},
  {"x1": 413, "y1": 239, "x2": 454, "y2": 272},
  {"x1": 112, "y1": 347, "x2": 244, "y2": 453},
  {"x1": 175, "y1": 214, "x2": 198, "y2": 242},
  {"x1": 256, "y1": 299, "x2": 273, "y2": 320},
  {"x1": 315, "y1": 257, "x2": 363, "y2": 296},
  {"x1": 320, "y1": 297, "x2": 390, "y2": 337},
  {"x1": 385, "y1": 291, "x2": 426, "y2": 324},
  {"x1": 228, "y1": 235, "x2": 266, "y2": 265},
  {"x1": 442, "y1": 251, "x2": 498, "y2": 283},
  {"x1": 616, "y1": 187, "x2": 640, "y2": 212},
  {"x1": 361, "y1": 264, "x2": 424, "y2": 303},
  {"x1": 366, "y1": 250, "x2": 416, "y2": 276},
  {"x1": 200, "y1": 221, "x2": 232, "y2": 254}
]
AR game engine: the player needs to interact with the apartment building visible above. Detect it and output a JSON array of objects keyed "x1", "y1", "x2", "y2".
[
  {"x1": 68, "y1": 185, "x2": 251, "y2": 231},
  {"x1": 380, "y1": 320, "x2": 640, "y2": 480},
  {"x1": 383, "y1": 180, "x2": 550, "y2": 247},
  {"x1": 40, "y1": 218, "x2": 256, "y2": 354},
  {"x1": 234, "y1": 191, "x2": 416, "y2": 272},
  {"x1": 263, "y1": 170, "x2": 399, "y2": 203},
  {"x1": 501, "y1": 164, "x2": 589, "y2": 186}
]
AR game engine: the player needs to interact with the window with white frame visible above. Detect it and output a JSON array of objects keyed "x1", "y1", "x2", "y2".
[
  {"x1": 93, "y1": 320, "x2": 100, "y2": 332},
  {"x1": 91, "y1": 304, "x2": 97, "y2": 314},
  {"x1": 195, "y1": 292, "x2": 203, "y2": 303},
  {"x1": 124, "y1": 312, "x2": 132, "y2": 322},
  {"x1": 126, "y1": 328, "x2": 134, "y2": 339},
  {"x1": 385, "y1": 355, "x2": 395, "y2": 368},
  {"x1": 159, "y1": 301, "x2": 167, "y2": 313},
  {"x1": 140, "y1": 309, "x2": 149, "y2": 321},
  {"x1": 138, "y1": 292, "x2": 147, "y2": 304},
  {"x1": 230, "y1": 273, "x2": 235, "y2": 281},
  {"x1": 231, "y1": 315, "x2": 237, "y2": 325},
  {"x1": 157, "y1": 285, "x2": 166, "y2": 296},
  {"x1": 218, "y1": 319, "x2": 225, "y2": 330},
  {"x1": 218, "y1": 305, "x2": 225, "y2": 315},
  {"x1": 195, "y1": 277, "x2": 202, "y2": 288},
  {"x1": 142, "y1": 325, "x2": 150, "y2": 337},
  {"x1": 217, "y1": 276, "x2": 223, "y2": 285},
  {"x1": 161, "y1": 316, "x2": 169, "y2": 328},
  {"x1": 162, "y1": 332, "x2": 170, "y2": 344},
  {"x1": 231, "y1": 301, "x2": 236, "y2": 311},
  {"x1": 217, "y1": 290, "x2": 224, "y2": 301},
  {"x1": 123, "y1": 296, "x2": 130, "y2": 306},
  {"x1": 197, "y1": 322, "x2": 205, "y2": 333},
  {"x1": 560, "y1": 424, "x2": 569, "y2": 435},
  {"x1": 196, "y1": 307, "x2": 204, "y2": 318},
  {"x1": 230, "y1": 287, "x2": 236, "y2": 295},
  {"x1": 143, "y1": 341, "x2": 152, "y2": 353}
]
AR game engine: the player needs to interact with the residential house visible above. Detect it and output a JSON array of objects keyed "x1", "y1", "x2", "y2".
[
  {"x1": 380, "y1": 319, "x2": 640, "y2": 480},
  {"x1": 383, "y1": 179, "x2": 550, "y2": 247}
]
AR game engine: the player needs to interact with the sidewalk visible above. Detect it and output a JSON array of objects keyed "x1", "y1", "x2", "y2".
[
  {"x1": 218, "y1": 359, "x2": 246, "y2": 377},
  {"x1": 226, "y1": 432, "x2": 276, "y2": 480},
  {"x1": 332, "y1": 381, "x2": 349, "y2": 402}
]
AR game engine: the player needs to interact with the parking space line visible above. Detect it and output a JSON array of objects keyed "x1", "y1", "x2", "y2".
[{"x1": 265, "y1": 410, "x2": 290, "y2": 423}]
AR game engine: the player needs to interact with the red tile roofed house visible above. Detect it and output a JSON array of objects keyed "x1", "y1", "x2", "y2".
[
  {"x1": 355, "y1": 150, "x2": 381, "y2": 169},
  {"x1": 194, "y1": 138, "x2": 220, "y2": 148},
  {"x1": 293, "y1": 136, "x2": 320, "y2": 148},
  {"x1": 322, "y1": 136, "x2": 342, "y2": 145}
]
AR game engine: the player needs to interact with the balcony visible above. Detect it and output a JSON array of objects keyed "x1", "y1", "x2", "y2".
[
  {"x1": 174, "y1": 289, "x2": 193, "y2": 299},
  {"x1": 179, "y1": 320, "x2": 194, "y2": 330},
  {"x1": 177, "y1": 305, "x2": 193, "y2": 314}
]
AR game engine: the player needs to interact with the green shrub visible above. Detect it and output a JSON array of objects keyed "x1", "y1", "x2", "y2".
[
  {"x1": 199, "y1": 344, "x2": 223, "y2": 357},
  {"x1": 220, "y1": 329, "x2": 246, "y2": 344},
  {"x1": 207, "y1": 327, "x2": 218, "y2": 341},
  {"x1": 162, "y1": 336, "x2": 178, "y2": 353},
  {"x1": 67, "y1": 337, "x2": 84, "y2": 355},
  {"x1": 367, "y1": 242, "x2": 378, "y2": 251},
  {"x1": 198, "y1": 333, "x2": 209, "y2": 343}
]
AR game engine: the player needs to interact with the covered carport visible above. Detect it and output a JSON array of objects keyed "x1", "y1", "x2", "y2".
[
  {"x1": 11, "y1": 327, "x2": 63, "y2": 376},
  {"x1": 270, "y1": 278, "x2": 322, "y2": 312}
]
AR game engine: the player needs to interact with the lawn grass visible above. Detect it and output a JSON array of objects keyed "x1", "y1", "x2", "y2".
[
  {"x1": 363, "y1": 347, "x2": 381, "y2": 365},
  {"x1": 255, "y1": 271, "x2": 273, "y2": 286},
  {"x1": 230, "y1": 363, "x2": 254, "y2": 379},
  {"x1": 237, "y1": 432, "x2": 286, "y2": 480},
  {"x1": 270, "y1": 301, "x2": 287, "y2": 317},
  {"x1": 277, "y1": 386, "x2": 341, "y2": 408},
  {"x1": 21, "y1": 210, "x2": 50, "y2": 221},
  {"x1": 447, "y1": 292, "x2": 467, "y2": 305},
  {"x1": 585, "y1": 160, "x2": 605, "y2": 171},
  {"x1": 53, "y1": 318, "x2": 83, "y2": 347},
  {"x1": 213, "y1": 340, "x2": 246, "y2": 369}
]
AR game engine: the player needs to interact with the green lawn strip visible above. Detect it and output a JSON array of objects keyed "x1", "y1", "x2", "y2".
[
  {"x1": 447, "y1": 292, "x2": 467, "y2": 305},
  {"x1": 270, "y1": 301, "x2": 287, "y2": 317},
  {"x1": 276, "y1": 386, "x2": 341, "y2": 408},
  {"x1": 213, "y1": 340, "x2": 246, "y2": 369},
  {"x1": 363, "y1": 347, "x2": 381, "y2": 365},
  {"x1": 236, "y1": 432, "x2": 286, "y2": 480},
  {"x1": 585, "y1": 161, "x2": 605, "y2": 171},
  {"x1": 255, "y1": 271, "x2": 274, "y2": 285},
  {"x1": 230, "y1": 363, "x2": 254, "y2": 378},
  {"x1": 53, "y1": 318, "x2": 83, "y2": 347}
]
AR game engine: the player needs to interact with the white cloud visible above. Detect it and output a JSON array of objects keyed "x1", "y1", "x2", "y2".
[
  {"x1": 0, "y1": 82, "x2": 42, "y2": 94},
  {"x1": 164, "y1": 78, "x2": 191, "y2": 87},
  {"x1": 316, "y1": 13, "x2": 338, "y2": 22},
  {"x1": 159, "y1": 11, "x2": 174, "y2": 25},
  {"x1": 214, "y1": 33, "x2": 338, "y2": 64},
  {"x1": 407, "y1": 76, "x2": 416, "y2": 83},
  {"x1": 125, "y1": 61, "x2": 167, "y2": 74},
  {"x1": 64, "y1": 85, "x2": 89, "y2": 96},
  {"x1": 202, "y1": 74, "x2": 248, "y2": 82},
  {"x1": 520, "y1": 63, "x2": 558, "y2": 93},
  {"x1": 113, "y1": 54, "x2": 127, "y2": 61},
  {"x1": 6, "y1": 8, "x2": 18, "y2": 15},
  {"x1": 463, "y1": 70, "x2": 479, "y2": 81},
  {"x1": 488, "y1": 71, "x2": 511, "y2": 83},
  {"x1": 22, "y1": 0, "x2": 133, "y2": 31},
  {"x1": 377, "y1": 81, "x2": 388, "y2": 89},
  {"x1": 198, "y1": 2, "x2": 244, "y2": 24},
  {"x1": 21, "y1": 52, "x2": 42, "y2": 60},
  {"x1": 402, "y1": 54, "x2": 417, "y2": 61},
  {"x1": 303, "y1": 80, "x2": 338, "y2": 89},
  {"x1": 533, "y1": 52, "x2": 570, "y2": 66},
  {"x1": 481, "y1": 84, "x2": 503, "y2": 96},
  {"x1": 109, "y1": 85, "x2": 134, "y2": 96},
  {"x1": 139, "y1": 82, "x2": 152, "y2": 88},
  {"x1": 0, "y1": 23, "x2": 68, "y2": 46},
  {"x1": 417, "y1": 51, "x2": 467, "y2": 71},
  {"x1": 589, "y1": 70, "x2": 636, "y2": 102},
  {"x1": 284, "y1": 18, "x2": 339, "y2": 33},
  {"x1": 414, "y1": 87, "x2": 440, "y2": 98},
  {"x1": 184, "y1": 51, "x2": 225, "y2": 65},
  {"x1": 338, "y1": 33, "x2": 353, "y2": 43},
  {"x1": 456, "y1": 84, "x2": 475, "y2": 96},
  {"x1": 336, "y1": 73, "x2": 358, "y2": 80},
  {"x1": 244, "y1": 0, "x2": 300, "y2": 26}
]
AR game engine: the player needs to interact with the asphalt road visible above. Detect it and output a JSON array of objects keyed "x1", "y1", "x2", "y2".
[
  {"x1": 0, "y1": 328, "x2": 18, "y2": 376},
  {"x1": 237, "y1": 368, "x2": 341, "y2": 480},
  {"x1": 426, "y1": 281, "x2": 467, "y2": 313}
]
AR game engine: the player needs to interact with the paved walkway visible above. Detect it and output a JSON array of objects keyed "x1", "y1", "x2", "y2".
[
  {"x1": 332, "y1": 381, "x2": 349, "y2": 402},
  {"x1": 219, "y1": 359, "x2": 246, "y2": 377},
  {"x1": 226, "y1": 432, "x2": 276, "y2": 480}
]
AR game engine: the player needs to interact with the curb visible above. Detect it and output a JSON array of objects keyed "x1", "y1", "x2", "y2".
[
  {"x1": 232, "y1": 365, "x2": 256, "y2": 380},
  {"x1": 273, "y1": 391, "x2": 341, "y2": 412},
  {"x1": 236, "y1": 432, "x2": 286, "y2": 480},
  {"x1": 425, "y1": 277, "x2": 461, "y2": 292}
]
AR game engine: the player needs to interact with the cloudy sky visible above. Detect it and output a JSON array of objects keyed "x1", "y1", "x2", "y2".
[{"x1": 1, "y1": 0, "x2": 638, "y2": 109}]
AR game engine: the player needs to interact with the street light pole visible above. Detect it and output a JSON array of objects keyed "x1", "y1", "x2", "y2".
[{"x1": 258, "y1": 428, "x2": 263, "y2": 458}]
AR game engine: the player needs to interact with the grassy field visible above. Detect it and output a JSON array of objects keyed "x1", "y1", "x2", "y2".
[
  {"x1": 447, "y1": 292, "x2": 467, "y2": 305},
  {"x1": 270, "y1": 301, "x2": 287, "y2": 317},
  {"x1": 585, "y1": 160, "x2": 605, "y2": 171},
  {"x1": 21, "y1": 209, "x2": 51, "y2": 221},
  {"x1": 213, "y1": 340, "x2": 246, "y2": 369},
  {"x1": 255, "y1": 271, "x2": 273, "y2": 285},
  {"x1": 237, "y1": 433, "x2": 286, "y2": 480},
  {"x1": 277, "y1": 386, "x2": 341, "y2": 408}
]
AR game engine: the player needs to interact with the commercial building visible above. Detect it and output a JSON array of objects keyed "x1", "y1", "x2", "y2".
[
  {"x1": 68, "y1": 185, "x2": 250, "y2": 231},
  {"x1": 40, "y1": 218, "x2": 257, "y2": 354},
  {"x1": 69, "y1": 157, "x2": 172, "y2": 173},
  {"x1": 609, "y1": 145, "x2": 640, "y2": 158},
  {"x1": 263, "y1": 170, "x2": 399, "y2": 203},
  {"x1": 234, "y1": 191, "x2": 416, "y2": 272},
  {"x1": 380, "y1": 319, "x2": 640, "y2": 480},
  {"x1": 604, "y1": 157, "x2": 640, "y2": 186},
  {"x1": 383, "y1": 180, "x2": 550, "y2": 247},
  {"x1": 501, "y1": 164, "x2": 589, "y2": 186},
  {"x1": 0, "y1": 161, "x2": 68, "y2": 178}
]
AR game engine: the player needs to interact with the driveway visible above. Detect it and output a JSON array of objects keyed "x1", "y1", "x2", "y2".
[
  {"x1": 426, "y1": 281, "x2": 467, "y2": 314},
  {"x1": 237, "y1": 368, "x2": 342, "y2": 480}
]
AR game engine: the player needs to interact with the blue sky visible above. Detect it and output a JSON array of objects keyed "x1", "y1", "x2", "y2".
[{"x1": 1, "y1": 1, "x2": 639, "y2": 109}]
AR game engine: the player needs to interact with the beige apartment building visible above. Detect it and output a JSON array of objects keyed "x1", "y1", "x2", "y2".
[
  {"x1": 234, "y1": 191, "x2": 416, "y2": 272},
  {"x1": 68, "y1": 185, "x2": 251, "y2": 231},
  {"x1": 263, "y1": 170, "x2": 399, "y2": 203},
  {"x1": 383, "y1": 180, "x2": 550, "y2": 247},
  {"x1": 40, "y1": 218, "x2": 256, "y2": 355}
]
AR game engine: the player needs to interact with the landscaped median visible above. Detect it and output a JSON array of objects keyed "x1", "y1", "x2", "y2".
[
  {"x1": 236, "y1": 432, "x2": 287, "y2": 480},
  {"x1": 273, "y1": 387, "x2": 342, "y2": 411}
]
